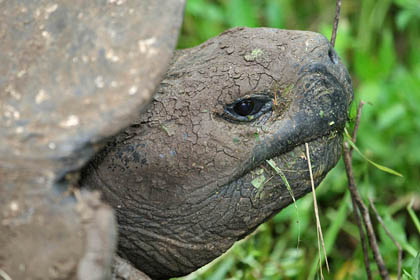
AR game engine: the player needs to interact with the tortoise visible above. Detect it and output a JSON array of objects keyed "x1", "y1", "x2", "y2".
[
  {"x1": 81, "y1": 26, "x2": 353, "y2": 279},
  {"x1": 0, "y1": 1, "x2": 352, "y2": 279}
]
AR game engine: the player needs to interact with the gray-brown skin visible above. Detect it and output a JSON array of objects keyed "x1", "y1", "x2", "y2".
[{"x1": 82, "y1": 27, "x2": 353, "y2": 279}]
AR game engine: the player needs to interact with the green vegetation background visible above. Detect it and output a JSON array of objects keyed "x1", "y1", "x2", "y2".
[{"x1": 175, "y1": 0, "x2": 420, "y2": 279}]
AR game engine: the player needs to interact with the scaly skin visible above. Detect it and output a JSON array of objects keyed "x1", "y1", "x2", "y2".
[{"x1": 81, "y1": 27, "x2": 353, "y2": 279}]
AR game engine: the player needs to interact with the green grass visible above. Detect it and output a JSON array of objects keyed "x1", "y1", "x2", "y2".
[{"x1": 174, "y1": 0, "x2": 420, "y2": 279}]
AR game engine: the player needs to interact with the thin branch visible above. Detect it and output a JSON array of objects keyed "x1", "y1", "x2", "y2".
[
  {"x1": 343, "y1": 101, "x2": 390, "y2": 280},
  {"x1": 331, "y1": 0, "x2": 342, "y2": 47},
  {"x1": 343, "y1": 144, "x2": 390, "y2": 280},
  {"x1": 349, "y1": 101, "x2": 371, "y2": 279},
  {"x1": 351, "y1": 101, "x2": 366, "y2": 144},
  {"x1": 305, "y1": 142, "x2": 330, "y2": 278},
  {"x1": 351, "y1": 196, "x2": 372, "y2": 280},
  {"x1": 369, "y1": 198, "x2": 402, "y2": 280}
]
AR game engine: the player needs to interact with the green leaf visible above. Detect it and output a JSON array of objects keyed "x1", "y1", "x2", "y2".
[{"x1": 344, "y1": 130, "x2": 403, "y2": 177}]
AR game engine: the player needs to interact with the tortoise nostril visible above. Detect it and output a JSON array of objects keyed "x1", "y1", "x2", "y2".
[{"x1": 328, "y1": 48, "x2": 338, "y2": 64}]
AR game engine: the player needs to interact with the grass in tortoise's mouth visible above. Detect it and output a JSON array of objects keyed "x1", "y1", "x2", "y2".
[{"x1": 232, "y1": 129, "x2": 342, "y2": 193}]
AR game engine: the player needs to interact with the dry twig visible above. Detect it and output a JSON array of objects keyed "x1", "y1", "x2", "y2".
[
  {"x1": 351, "y1": 198, "x2": 372, "y2": 279},
  {"x1": 369, "y1": 198, "x2": 403, "y2": 280},
  {"x1": 331, "y1": 0, "x2": 342, "y2": 47},
  {"x1": 305, "y1": 143, "x2": 330, "y2": 279},
  {"x1": 343, "y1": 101, "x2": 390, "y2": 280},
  {"x1": 348, "y1": 101, "x2": 371, "y2": 279},
  {"x1": 0, "y1": 269, "x2": 12, "y2": 280},
  {"x1": 351, "y1": 101, "x2": 365, "y2": 144},
  {"x1": 330, "y1": 2, "x2": 393, "y2": 278}
]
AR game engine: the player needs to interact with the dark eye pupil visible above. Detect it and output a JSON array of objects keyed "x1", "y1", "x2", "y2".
[{"x1": 234, "y1": 100, "x2": 254, "y2": 116}]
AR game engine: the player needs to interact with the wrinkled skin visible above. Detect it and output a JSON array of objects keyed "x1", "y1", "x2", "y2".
[{"x1": 82, "y1": 27, "x2": 353, "y2": 279}]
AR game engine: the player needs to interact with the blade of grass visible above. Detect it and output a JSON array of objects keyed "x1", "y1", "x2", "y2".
[
  {"x1": 0, "y1": 269, "x2": 12, "y2": 280},
  {"x1": 344, "y1": 129, "x2": 403, "y2": 177},
  {"x1": 309, "y1": 192, "x2": 350, "y2": 278},
  {"x1": 407, "y1": 199, "x2": 420, "y2": 235},
  {"x1": 266, "y1": 159, "x2": 301, "y2": 247},
  {"x1": 305, "y1": 142, "x2": 330, "y2": 277},
  {"x1": 401, "y1": 241, "x2": 419, "y2": 258},
  {"x1": 266, "y1": 159, "x2": 296, "y2": 204},
  {"x1": 403, "y1": 269, "x2": 416, "y2": 280}
]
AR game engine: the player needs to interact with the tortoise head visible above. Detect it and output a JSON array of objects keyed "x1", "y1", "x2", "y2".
[{"x1": 81, "y1": 27, "x2": 353, "y2": 279}]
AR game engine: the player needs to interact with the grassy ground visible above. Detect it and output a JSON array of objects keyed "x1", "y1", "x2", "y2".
[{"x1": 174, "y1": 0, "x2": 420, "y2": 279}]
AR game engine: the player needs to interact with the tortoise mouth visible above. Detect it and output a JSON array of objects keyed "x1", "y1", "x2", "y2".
[
  {"x1": 246, "y1": 129, "x2": 342, "y2": 188},
  {"x1": 224, "y1": 130, "x2": 343, "y2": 218},
  {"x1": 269, "y1": 130, "x2": 343, "y2": 182}
]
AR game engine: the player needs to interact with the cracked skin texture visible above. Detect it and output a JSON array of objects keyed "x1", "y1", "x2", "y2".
[{"x1": 81, "y1": 27, "x2": 353, "y2": 279}]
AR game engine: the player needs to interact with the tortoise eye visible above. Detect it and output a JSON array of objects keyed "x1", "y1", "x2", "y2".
[
  {"x1": 223, "y1": 95, "x2": 273, "y2": 122},
  {"x1": 234, "y1": 99, "x2": 254, "y2": 116}
]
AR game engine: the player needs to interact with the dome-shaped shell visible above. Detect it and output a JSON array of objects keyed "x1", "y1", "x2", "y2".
[{"x1": 0, "y1": 1, "x2": 185, "y2": 279}]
